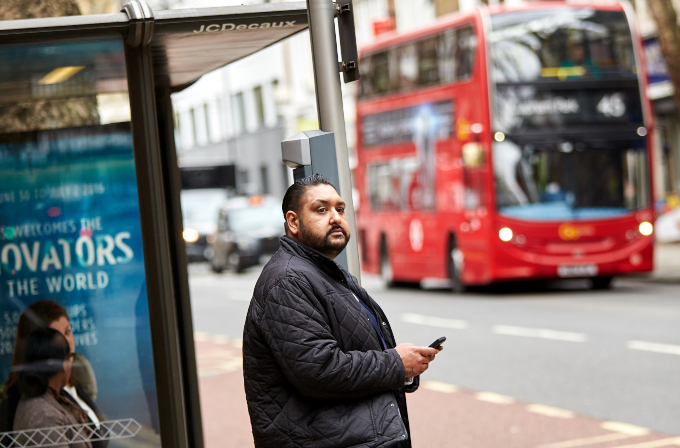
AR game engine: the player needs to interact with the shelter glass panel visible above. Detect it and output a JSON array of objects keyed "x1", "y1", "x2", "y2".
[{"x1": 0, "y1": 38, "x2": 161, "y2": 448}]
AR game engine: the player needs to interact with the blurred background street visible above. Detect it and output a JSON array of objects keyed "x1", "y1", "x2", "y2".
[{"x1": 189, "y1": 253, "x2": 680, "y2": 448}]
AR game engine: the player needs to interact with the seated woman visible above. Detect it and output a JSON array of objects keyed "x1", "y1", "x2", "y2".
[
  {"x1": 13, "y1": 327, "x2": 92, "y2": 448},
  {"x1": 0, "y1": 301, "x2": 103, "y2": 447}
]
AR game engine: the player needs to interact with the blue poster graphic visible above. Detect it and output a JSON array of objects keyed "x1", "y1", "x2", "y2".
[{"x1": 0, "y1": 123, "x2": 159, "y2": 446}]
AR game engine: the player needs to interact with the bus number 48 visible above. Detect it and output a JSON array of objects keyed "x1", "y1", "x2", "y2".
[{"x1": 597, "y1": 93, "x2": 626, "y2": 118}]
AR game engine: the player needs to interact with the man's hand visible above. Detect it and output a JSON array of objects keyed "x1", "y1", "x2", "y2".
[{"x1": 395, "y1": 343, "x2": 443, "y2": 378}]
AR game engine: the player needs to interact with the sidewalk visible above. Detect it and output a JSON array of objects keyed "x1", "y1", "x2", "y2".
[{"x1": 195, "y1": 337, "x2": 678, "y2": 448}]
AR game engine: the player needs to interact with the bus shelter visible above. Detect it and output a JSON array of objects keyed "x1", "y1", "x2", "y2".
[{"x1": 0, "y1": 2, "x2": 357, "y2": 448}]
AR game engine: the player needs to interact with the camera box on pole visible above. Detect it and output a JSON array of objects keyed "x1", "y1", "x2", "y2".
[
  {"x1": 281, "y1": 130, "x2": 348, "y2": 268},
  {"x1": 281, "y1": 130, "x2": 340, "y2": 190}
]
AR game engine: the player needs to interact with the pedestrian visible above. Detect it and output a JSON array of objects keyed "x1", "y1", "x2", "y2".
[{"x1": 243, "y1": 174, "x2": 442, "y2": 448}]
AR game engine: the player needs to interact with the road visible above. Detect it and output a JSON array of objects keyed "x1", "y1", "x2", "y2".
[{"x1": 187, "y1": 263, "x2": 680, "y2": 446}]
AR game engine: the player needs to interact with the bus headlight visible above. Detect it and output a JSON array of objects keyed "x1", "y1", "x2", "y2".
[
  {"x1": 499, "y1": 227, "x2": 513, "y2": 242},
  {"x1": 639, "y1": 221, "x2": 653, "y2": 236},
  {"x1": 183, "y1": 228, "x2": 199, "y2": 243}
]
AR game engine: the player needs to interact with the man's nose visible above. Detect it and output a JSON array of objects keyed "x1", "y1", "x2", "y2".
[{"x1": 329, "y1": 208, "x2": 341, "y2": 224}]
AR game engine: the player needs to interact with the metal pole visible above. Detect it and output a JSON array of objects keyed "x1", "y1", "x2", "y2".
[{"x1": 306, "y1": 0, "x2": 361, "y2": 280}]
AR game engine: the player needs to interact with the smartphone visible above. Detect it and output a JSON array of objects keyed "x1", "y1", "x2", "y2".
[{"x1": 429, "y1": 336, "x2": 446, "y2": 348}]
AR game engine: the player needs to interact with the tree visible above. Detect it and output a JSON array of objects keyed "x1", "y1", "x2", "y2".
[
  {"x1": 647, "y1": 0, "x2": 680, "y2": 115},
  {"x1": 0, "y1": 0, "x2": 99, "y2": 134}
]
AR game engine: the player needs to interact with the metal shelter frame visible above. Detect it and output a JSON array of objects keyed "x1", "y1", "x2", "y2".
[{"x1": 0, "y1": 1, "x2": 359, "y2": 447}]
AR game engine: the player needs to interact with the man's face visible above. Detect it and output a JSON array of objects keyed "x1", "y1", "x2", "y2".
[{"x1": 286, "y1": 184, "x2": 350, "y2": 259}]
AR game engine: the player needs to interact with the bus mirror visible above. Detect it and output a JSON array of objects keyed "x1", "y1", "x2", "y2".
[{"x1": 462, "y1": 142, "x2": 485, "y2": 168}]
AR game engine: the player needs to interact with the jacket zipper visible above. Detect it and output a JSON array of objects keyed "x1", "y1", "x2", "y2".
[{"x1": 389, "y1": 402, "x2": 408, "y2": 442}]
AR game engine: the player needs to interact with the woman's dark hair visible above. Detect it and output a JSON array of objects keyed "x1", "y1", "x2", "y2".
[
  {"x1": 281, "y1": 174, "x2": 336, "y2": 232},
  {"x1": 3, "y1": 300, "x2": 70, "y2": 395},
  {"x1": 16, "y1": 328, "x2": 70, "y2": 398}
]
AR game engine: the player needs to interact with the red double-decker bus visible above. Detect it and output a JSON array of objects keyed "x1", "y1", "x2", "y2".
[{"x1": 355, "y1": 2, "x2": 655, "y2": 290}]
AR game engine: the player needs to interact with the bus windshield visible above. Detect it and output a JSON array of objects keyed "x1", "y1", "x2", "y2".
[
  {"x1": 494, "y1": 139, "x2": 650, "y2": 220},
  {"x1": 489, "y1": 9, "x2": 636, "y2": 83}
]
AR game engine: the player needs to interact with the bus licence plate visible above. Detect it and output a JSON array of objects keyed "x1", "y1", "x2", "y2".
[{"x1": 557, "y1": 264, "x2": 598, "y2": 278}]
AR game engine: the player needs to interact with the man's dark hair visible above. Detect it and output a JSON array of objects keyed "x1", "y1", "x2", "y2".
[{"x1": 282, "y1": 174, "x2": 336, "y2": 220}]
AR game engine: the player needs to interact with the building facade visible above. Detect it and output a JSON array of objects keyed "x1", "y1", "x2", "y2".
[{"x1": 634, "y1": 0, "x2": 680, "y2": 209}]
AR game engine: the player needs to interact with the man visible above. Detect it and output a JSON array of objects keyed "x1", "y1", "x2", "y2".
[{"x1": 243, "y1": 174, "x2": 441, "y2": 448}]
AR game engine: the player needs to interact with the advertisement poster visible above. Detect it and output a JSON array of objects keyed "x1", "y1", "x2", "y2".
[
  {"x1": 0, "y1": 123, "x2": 159, "y2": 446},
  {"x1": 364, "y1": 101, "x2": 453, "y2": 210}
]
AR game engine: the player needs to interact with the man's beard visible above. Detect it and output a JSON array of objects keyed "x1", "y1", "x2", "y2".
[{"x1": 299, "y1": 219, "x2": 350, "y2": 257}]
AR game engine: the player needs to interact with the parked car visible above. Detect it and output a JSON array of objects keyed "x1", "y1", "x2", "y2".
[
  {"x1": 180, "y1": 188, "x2": 229, "y2": 262},
  {"x1": 208, "y1": 196, "x2": 284, "y2": 273}
]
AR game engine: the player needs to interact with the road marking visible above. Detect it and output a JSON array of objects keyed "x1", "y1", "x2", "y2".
[
  {"x1": 493, "y1": 325, "x2": 587, "y2": 342},
  {"x1": 602, "y1": 421, "x2": 650, "y2": 436},
  {"x1": 627, "y1": 340, "x2": 680, "y2": 356},
  {"x1": 539, "y1": 433, "x2": 631, "y2": 448},
  {"x1": 610, "y1": 437, "x2": 680, "y2": 448},
  {"x1": 212, "y1": 335, "x2": 230, "y2": 344},
  {"x1": 422, "y1": 381, "x2": 458, "y2": 393},
  {"x1": 527, "y1": 404, "x2": 575, "y2": 419},
  {"x1": 400, "y1": 313, "x2": 468, "y2": 329},
  {"x1": 194, "y1": 332, "x2": 210, "y2": 342},
  {"x1": 475, "y1": 391, "x2": 515, "y2": 404}
]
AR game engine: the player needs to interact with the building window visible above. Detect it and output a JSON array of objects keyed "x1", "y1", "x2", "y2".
[
  {"x1": 260, "y1": 164, "x2": 270, "y2": 195},
  {"x1": 203, "y1": 103, "x2": 211, "y2": 142},
  {"x1": 282, "y1": 163, "x2": 291, "y2": 191},
  {"x1": 253, "y1": 86, "x2": 265, "y2": 127},
  {"x1": 239, "y1": 168, "x2": 249, "y2": 195},
  {"x1": 214, "y1": 98, "x2": 223, "y2": 139},
  {"x1": 190, "y1": 108, "x2": 199, "y2": 147},
  {"x1": 233, "y1": 92, "x2": 245, "y2": 134}
]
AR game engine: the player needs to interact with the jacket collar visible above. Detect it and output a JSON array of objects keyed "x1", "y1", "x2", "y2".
[{"x1": 280, "y1": 235, "x2": 346, "y2": 282}]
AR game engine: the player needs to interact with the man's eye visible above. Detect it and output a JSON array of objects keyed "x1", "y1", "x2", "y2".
[
  {"x1": 337, "y1": 208, "x2": 345, "y2": 213},
  {"x1": 318, "y1": 207, "x2": 326, "y2": 213}
]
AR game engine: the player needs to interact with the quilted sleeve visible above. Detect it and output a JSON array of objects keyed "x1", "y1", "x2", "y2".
[{"x1": 260, "y1": 277, "x2": 406, "y2": 400}]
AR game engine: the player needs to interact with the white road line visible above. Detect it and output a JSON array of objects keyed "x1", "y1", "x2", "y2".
[
  {"x1": 400, "y1": 313, "x2": 468, "y2": 329},
  {"x1": 475, "y1": 391, "x2": 515, "y2": 404},
  {"x1": 212, "y1": 335, "x2": 230, "y2": 344},
  {"x1": 194, "y1": 332, "x2": 210, "y2": 342},
  {"x1": 627, "y1": 340, "x2": 680, "y2": 356},
  {"x1": 421, "y1": 381, "x2": 458, "y2": 393},
  {"x1": 610, "y1": 437, "x2": 680, "y2": 448},
  {"x1": 493, "y1": 325, "x2": 587, "y2": 342},
  {"x1": 527, "y1": 404, "x2": 575, "y2": 419},
  {"x1": 601, "y1": 421, "x2": 650, "y2": 437},
  {"x1": 539, "y1": 433, "x2": 631, "y2": 448}
]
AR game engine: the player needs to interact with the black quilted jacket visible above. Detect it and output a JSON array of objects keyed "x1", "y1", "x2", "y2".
[{"x1": 243, "y1": 236, "x2": 419, "y2": 448}]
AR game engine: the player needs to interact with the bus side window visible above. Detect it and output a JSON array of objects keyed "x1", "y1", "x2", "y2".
[
  {"x1": 359, "y1": 54, "x2": 373, "y2": 98},
  {"x1": 418, "y1": 36, "x2": 440, "y2": 87},
  {"x1": 439, "y1": 29, "x2": 457, "y2": 84},
  {"x1": 456, "y1": 26, "x2": 477, "y2": 80},
  {"x1": 397, "y1": 43, "x2": 419, "y2": 91},
  {"x1": 372, "y1": 51, "x2": 391, "y2": 95}
]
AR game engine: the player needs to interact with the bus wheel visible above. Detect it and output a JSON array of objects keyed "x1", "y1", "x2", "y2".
[
  {"x1": 380, "y1": 239, "x2": 394, "y2": 288},
  {"x1": 591, "y1": 276, "x2": 613, "y2": 290},
  {"x1": 448, "y1": 235, "x2": 466, "y2": 293}
]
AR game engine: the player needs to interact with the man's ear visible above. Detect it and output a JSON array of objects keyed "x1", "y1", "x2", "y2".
[{"x1": 285, "y1": 210, "x2": 300, "y2": 236}]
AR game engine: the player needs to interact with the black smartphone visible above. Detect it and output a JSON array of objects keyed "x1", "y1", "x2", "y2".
[{"x1": 429, "y1": 336, "x2": 446, "y2": 348}]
